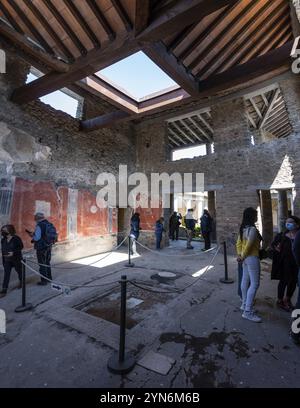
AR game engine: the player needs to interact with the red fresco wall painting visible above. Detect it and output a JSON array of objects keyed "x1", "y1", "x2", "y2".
[{"x1": 9, "y1": 177, "x2": 113, "y2": 249}]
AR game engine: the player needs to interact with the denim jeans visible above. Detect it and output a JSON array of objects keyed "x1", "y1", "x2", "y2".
[
  {"x1": 156, "y1": 233, "x2": 162, "y2": 249},
  {"x1": 36, "y1": 247, "x2": 52, "y2": 283},
  {"x1": 238, "y1": 262, "x2": 243, "y2": 298},
  {"x1": 241, "y1": 256, "x2": 260, "y2": 312}
]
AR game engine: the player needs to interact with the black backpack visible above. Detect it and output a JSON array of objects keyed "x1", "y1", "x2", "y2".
[{"x1": 40, "y1": 221, "x2": 58, "y2": 246}]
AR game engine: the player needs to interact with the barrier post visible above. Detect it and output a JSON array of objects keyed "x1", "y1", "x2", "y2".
[
  {"x1": 107, "y1": 275, "x2": 136, "y2": 374},
  {"x1": 125, "y1": 235, "x2": 134, "y2": 267},
  {"x1": 15, "y1": 259, "x2": 33, "y2": 313},
  {"x1": 220, "y1": 241, "x2": 234, "y2": 284}
]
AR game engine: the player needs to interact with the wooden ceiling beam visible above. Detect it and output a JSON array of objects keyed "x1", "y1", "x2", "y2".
[
  {"x1": 10, "y1": 33, "x2": 140, "y2": 104},
  {"x1": 137, "y1": 0, "x2": 240, "y2": 42},
  {"x1": 197, "y1": 42, "x2": 293, "y2": 96},
  {"x1": 171, "y1": 122, "x2": 195, "y2": 144},
  {"x1": 259, "y1": 88, "x2": 281, "y2": 129},
  {"x1": 7, "y1": 0, "x2": 55, "y2": 55},
  {"x1": 0, "y1": 1, "x2": 24, "y2": 34},
  {"x1": 23, "y1": 0, "x2": 74, "y2": 61},
  {"x1": 168, "y1": 127, "x2": 186, "y2": 145},
  {"x1": 62, "y1": 0, "x2": 101, "y2": 48},
  {"x1": 211, "y1": 2, "x2": 289, "y2": 76},
  {"x1": 180, "y1": 119, "x2": 202, "y2": 141},
  {"x1": 80, "y1": 110, "x2": 131, "y2": 131},
  {"x1": 0, "y1": 19, "x2": 70, "y2": 72},
  {"x1": 188, "y1": 117, "x2": 211, "y2": 142},
  {"x1": 111, "y1": 0, "x2": 132, "y2": 31},
  {"x1": 196, "y1": 0, "x2": 275, "y2": 79},
  {"x1": 43, "y1": 0, "x2": 87, "y2": 55},
  {"x1": 143, "y1": 41, "x2": 199, "y2": 97},
  {"x1": 188, "y1": 0, "x2": 261, "y2": 72},
  {"x1": 86, "y1": 0, "x2": 115, "y2": 40},
  {"x1": 134, "y1": 0, "x2": 150, "y2": 35},
  {"x1": 178, "y1": 1, "x2": 238, "y2": 61}
]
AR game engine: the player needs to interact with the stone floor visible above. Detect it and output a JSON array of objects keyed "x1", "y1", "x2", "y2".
[{"x1": 0, "y1": 239, "x2": 299, "y2": 388}]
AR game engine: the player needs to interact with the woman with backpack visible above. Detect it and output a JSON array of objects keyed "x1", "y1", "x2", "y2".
[
  {"x1": 236, "y1": 207, "x2": 262, "y2": 323},
  {"x1": 0, "y1": 224, "x2": 23, "y2": 297},
  {"x1": 271, "y1": 215, "x2": 300, "y2": 312}
]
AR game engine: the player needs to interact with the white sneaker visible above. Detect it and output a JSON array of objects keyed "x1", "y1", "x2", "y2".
[{"x1": 242, "y1": 311, "x2": 262, "y2": 323}]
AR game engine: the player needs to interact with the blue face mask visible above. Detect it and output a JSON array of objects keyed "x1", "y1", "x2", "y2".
[{"x1": 286, "y1": 223, "x2": 296, "y2": 231}]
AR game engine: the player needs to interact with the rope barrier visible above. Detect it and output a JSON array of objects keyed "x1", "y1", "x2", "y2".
[
  {"x1": 23, "y1": 260, "x2": 122, "y2": 289},
  {"x1": 129, "y1": 245, "x2": 221, "y2": 294},
  {"x1": 135, "y1": 240, "x2": 218, "y2": 257},
  {"x1": 25, "y1": 236, "x2": 128, "y2": 270}
]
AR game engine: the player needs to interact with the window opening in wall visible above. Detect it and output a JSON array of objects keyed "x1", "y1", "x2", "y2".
[
  {"x1": 250, "y1": 135, "x2": 255, "y2": 146},
  {"x1": 172, "y1": 144, "x2": 207, "y2": 161},
  {"x1": 167, "y1": 108, "x2": 213, "y2": 154},
  {"x1": 26, "y1": 71, "x2": 82, "y2": 118},
  {"x1": 244, "y1": 84, "x2": 292, "y2": 142},
  {"x1": 0, "y1": 178, "x2": 13, "y2": 217}
]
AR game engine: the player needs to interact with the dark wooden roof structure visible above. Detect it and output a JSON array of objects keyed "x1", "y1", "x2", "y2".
[{"x1": 0, "y1": 0, "x2": 296, "y2": 135}]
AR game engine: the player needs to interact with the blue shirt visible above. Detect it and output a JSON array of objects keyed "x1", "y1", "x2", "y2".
[{"x1": 33, "y1": 225, "x2": 42, "y2": 242}]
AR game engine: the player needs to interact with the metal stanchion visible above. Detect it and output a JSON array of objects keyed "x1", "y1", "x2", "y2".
[
  {"x1": 125, "y1": 235, "x2": 134, "y2": 267},
  {"x1": 15, "y1": 260, "x2": 33, "y2": 313},
  {"x1": 220, "y1": 241, "x2": 234, "y2": 284},
  {"x1": 107, "y1": 275, "x2": 136, "y2": 374}
]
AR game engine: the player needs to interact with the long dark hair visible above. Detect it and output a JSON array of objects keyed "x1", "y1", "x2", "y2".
[{"x1": 239, "y1": 207, "x2": 258, "y2": 240}]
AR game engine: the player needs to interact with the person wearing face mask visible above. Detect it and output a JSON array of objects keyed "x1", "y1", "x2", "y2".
[
  {"x1": 271, "y1": 216, "x2": 300, "y2": 312},
  {"x1": 0, "y1": 224, "x2": 24, "y2": 297}
]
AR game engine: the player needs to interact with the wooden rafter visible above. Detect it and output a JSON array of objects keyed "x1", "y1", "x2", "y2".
[
  {"x1": 171, "y1": 122, "x2": 195, "y2": 144},
  {"x1": 0, "y1": 1, "x2": 24, "y2": 34},
  {"x1": 23, "y1": 0, "x2": 74, "y2": 61},
  {"x1": 7, "y1": 0, "x2": 55, "y2": 55},
  {"x1": 189, "y1": 0, "x2": 261, "y2": 72},
  {"x1": 211, "y1": 2, "x2": 289, "y2": 76},
  {"x1": 196, "y1": 0, "x2": 275, "y2": 79},
  {"x1": 168, "y1": 127, "x2": 186, "y2": 145},
  {"x1": 134, "y1": 0, "x2": 150, "y2": 35},
  {"x1": 62, "y1": 0, "x2": 101, "y2": 48},
  {"x1": 42, "y1": 0, "x2": 87, "y2": 55},
  {"x1": 177, "y1": 1, "x2": 238, "y2": 61},
  {"x1": 0, "y1": 18, "x2": 69, "y2": 72},
  {"x1": 11, "y1": 33, "x2": 140, "y2": 104},
  {"x1": 197, "y1": 42, "x2": 292, "y2": 96},
  {"x1": 143, "y1": 41, "x2": 199, "y2": 97},
  {"x1": 85, "y1": 0, "x2": 115, "y2": 40},
  {"x1": 188, "y1": 117, "x2": 211, "y2": 142},
  {"x1": 137, "y1": 0, "x2": 240, "y2": 42},
  {"x1": 111, "y1": 0, "x2": 132, "y2": 31},
  {"x1": 180, "y1": 119, "x2": 202, "y2": 142},
  {"x1": 259, "y1": 88, "x2": 281, "y2": 129}
]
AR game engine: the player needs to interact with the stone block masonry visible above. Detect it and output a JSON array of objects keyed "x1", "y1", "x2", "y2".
[{"x1": 135, "y1": 72, "x2": 300, "y2": 252}]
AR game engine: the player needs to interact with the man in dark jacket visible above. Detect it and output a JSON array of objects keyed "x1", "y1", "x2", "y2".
[
  {"x1": 27, "y1": 213, "x2": 54, "y2": 285},
  {"x1": 129, "y1": 213, "x2": 140, "y2": 255},
  {"x1": 200, "y1": 209, "x2": 213, "y2": 251},
  {"x1": 169, "y1": 211, "x2": 181, "y2": 241}
]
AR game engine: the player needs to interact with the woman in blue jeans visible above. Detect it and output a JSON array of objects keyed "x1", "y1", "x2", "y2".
[{"x1": 236, "y1": 207, "x2": 262, "y2": 323}]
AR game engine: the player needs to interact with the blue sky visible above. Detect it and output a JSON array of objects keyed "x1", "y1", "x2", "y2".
[
  {"x1": 98, "y1": 51, "x2": 178, "y2": 99},
  {"x1": 27, "y1": 73, "x2": 78, "y2": 117},
  {"x1": 27, "y1": 51, "x2": 178, "y2": 115}
]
